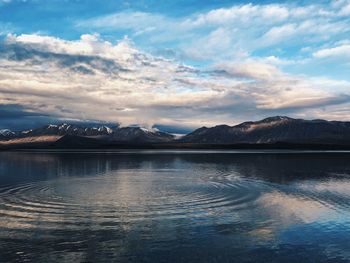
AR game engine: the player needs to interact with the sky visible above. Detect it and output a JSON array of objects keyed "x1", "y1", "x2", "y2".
[{"x1": 0, "y1": 0, "x2": 350, "y2": 131}]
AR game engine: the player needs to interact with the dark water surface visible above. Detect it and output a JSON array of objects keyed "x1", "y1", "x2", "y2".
[{"x1": 1, "y1": 150, "x2": 350, "y2": 262}]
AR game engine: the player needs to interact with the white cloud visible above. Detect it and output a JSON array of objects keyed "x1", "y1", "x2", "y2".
[
  {"x1": 1, "y1": 0, "x2": 350, "y2": 128},
  {"x1": 184, "y1": 3, "x2": 290, "y2": 27},
  {"x1": 340, "y1": 2, "x2": 350, "y2": 15},
  {"x1": 1, "y1": 34, "x2": 224, "y2": 127},
  {"x1": 260, "y1": 24, "x2": 297, "y2": 45},
  {"x1": 75, "y1": 2, "x2": 350, "y2": 67},
  {"x1": 2, "y1": 33, "x2": 350, "y2": 127},
  {"x1": 6, "y1": 33, "x2": 139, "y2": 60},
  {"x1": 77, "y1": 12, "x2": 169, "y2": 33},
  {"x1": 260, "y1": 19, "x2": 349, "y2": 46},
  {"x1": 214, "y1": 61, "x2": 282, "y2": 81},
  {"x1": 313, "y1": 44, "x2": 350, "y2": 58}
]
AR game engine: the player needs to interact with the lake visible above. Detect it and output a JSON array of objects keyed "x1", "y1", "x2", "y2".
[{"x1": 1, "y1": 150, "x2": 350, "y2": 262}]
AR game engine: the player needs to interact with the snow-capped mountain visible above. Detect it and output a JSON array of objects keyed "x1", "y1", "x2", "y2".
[
  {"x1": 109, "y1": 127, "x2": 175, "y2": 142},
  {"x1": 20, "y1": 123, "x2": 116, "y2": 137},
  {"x1": 0, "y1": 123, "x2": 175, "y2": 143},
  {"x1": 0, "y1": 129, "x2": 16, "y2": 139}
]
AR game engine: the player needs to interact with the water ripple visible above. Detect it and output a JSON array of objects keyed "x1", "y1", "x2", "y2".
[{"x1": 0, "y1": 172, "x2": 268, "y2": 230}]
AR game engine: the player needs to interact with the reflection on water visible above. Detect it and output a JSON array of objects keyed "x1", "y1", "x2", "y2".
[{"x1": 1, "y1": 151, "x2": 350, "y2": 262}]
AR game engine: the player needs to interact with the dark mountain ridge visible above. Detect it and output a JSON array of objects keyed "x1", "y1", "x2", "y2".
[{"x1": 181, "y1": 116, "x2": 350, "y2": 144}]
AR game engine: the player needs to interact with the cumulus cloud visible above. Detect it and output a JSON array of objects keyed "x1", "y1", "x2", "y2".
[
  {"x1": 1, "y1": 33, "x2": 350, "y2": 130},
  {"x1": 0, "y1": 34, "x2": 223, "y2": 127}
]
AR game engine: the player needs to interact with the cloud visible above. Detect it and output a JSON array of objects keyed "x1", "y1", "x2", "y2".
[
  {"x1": 313, "y1": 44, "x2": 350, "y2": 58},
  {"x1": 1, "y1": 1, "x2": 350, "y2": 129},
  {"x1": 6, "y1": 33, "x2": 139, "y2": 60},
  {"x1": 260, "y1": 19, "x2": 349, "y2": 47},
  {"x1": 0, "y1": 34, "x2": 223, "y2": 127},
  {"x1": 185, "y1": 3, "x2": 290, "y2": 27},
  {"x1": 214, "y1": 61, "x2": 282, "y2": 81},
  {"x1": 0, "y1": 104, "x2": 56, "y2": 130},
  {"x1": 339, "y1": 1, "x2": 350, "y2": 15},
  {"x1": 214, "y1": 60, "x2": 350, "y2": 112},
  {"x1": 1, "y1": 33, "x2": 350, "y2": 130},
  {"x1": 76, "y1": 2, "x2": 350, "y2": 63},
  {"x1": 76, "y1": 12, "x2": 169, "y2": 33},
  {"x1": 0, "y1": 104, "x2": 117, "y2": 130}
]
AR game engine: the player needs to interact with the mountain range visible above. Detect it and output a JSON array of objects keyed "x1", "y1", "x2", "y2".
[
  {"x1": 0, "y1": 123, "x2": 174, "y2": 141},
  {"x1": 2, "y1": 116, "x2": 350, "y2": 149},
  {"x1": 181, "y1": 116, "x2": 350, "y2": 144}
]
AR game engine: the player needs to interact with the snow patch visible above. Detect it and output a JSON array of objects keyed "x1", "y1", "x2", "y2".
[{"x1": 0, "y1": 129, "x2": 14, "y2": 136}]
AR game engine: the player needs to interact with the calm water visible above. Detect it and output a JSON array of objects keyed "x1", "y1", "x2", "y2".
[{"x1": 1, "y1": 151, "x2": 350, "y2": 263}]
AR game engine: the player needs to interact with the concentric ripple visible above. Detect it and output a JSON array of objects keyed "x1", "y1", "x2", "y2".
[{"x1": 0, "y1": 170, "x2": 266, "y2": 230}]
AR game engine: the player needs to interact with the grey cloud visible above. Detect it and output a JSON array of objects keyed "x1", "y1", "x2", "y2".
[
  {"x1": 70, "y1": 65, "x2": 95, "y2": 75},
  {"x1": 0, "y1": 104, "x2": 56, "y2": 130},
  {"x1": 0, "y1": 104, "x2": 117, "y2": 130},
  {"x1": 0, "y1": 104, "x2": 49, "y2": 119},
  {"x1": 0, "y1": 43, "x2": 128, "y2": 76},
  {"x1": 268, "y1": 94, "x2": 350, "y2": 111}
]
